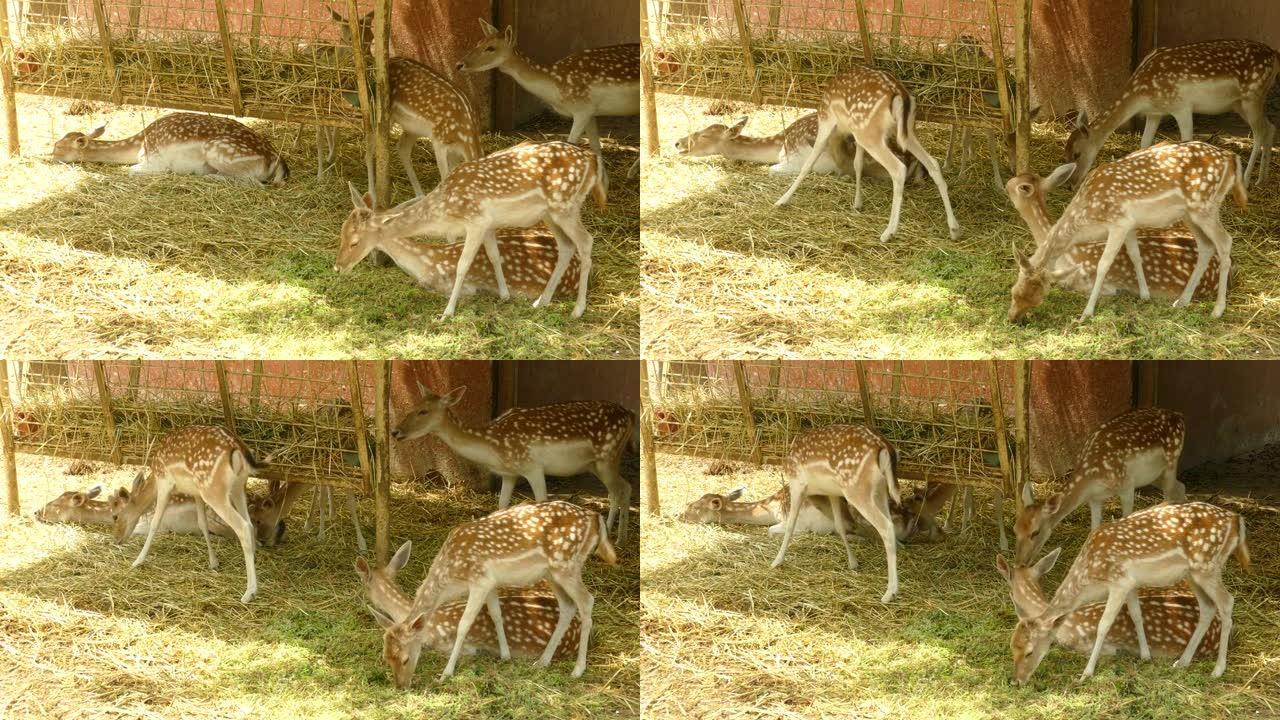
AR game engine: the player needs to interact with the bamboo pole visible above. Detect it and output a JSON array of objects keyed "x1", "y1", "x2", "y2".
[
  {"x1": 729, "y1": 0, "x2": 759, "y2": 103},
  {"x1": 373, "y1": 360, "x2": 391, "y2": 565},
  {"x1": 347, "y1": 361, "x2": 373, "y2": 495},
  {"x1": 852, "y1": 0, "x2": 875, "y2": 65},
  {"x1": 250, "y1": 0, "x2": 264, "y2": 53},
  {"x1": 371, "y1": 0, "x2": 392, "y2": 209},
  {"x1": 986, "y1": 361, "x2": 1014, "y2": 501},
  {"x1": 345, "y1": 0, "x2": 373, "y2": 136},
  {"x1": 0, "y1": 360, "x2": 18, "y2": 516},
  {"x1": 127, "y1": 0, "x2": 142, "y2": 36},
  {"x1": 889, "y1": 0, "x2": 903, "y2": 52},
  {"x1": 249, "y1": 360, "x2": 263, "y2": 411},
  {"x1": 90, "y1": 0, "x2": 121, "y2": 104},
  {"x1": 92, "y1": 362, "x2": 121, "y2": 465},
  {"x1": 1013, "y1": 0, "x2": 1031, "y2": 171},
  {"x1": 212, "y1": 0, "x2": 244, "y2": 117},
  {"x1": 732, "y1": 361, "x2": 760, "y2": 464},
  {"x1": 766, "y1": 0, "x2": 781, "y2": 41},
  {"x1": 0, "y1": 0, "x2": 19, "y2": 156},
  {"x1": 126, "y1": 360, "x2": 142, "y2": 399},
  {"x1": 889, "y1": 360, "x2": 903, "y2": 414},
  {"x1": 640, "y1": 361, "x2": 659, "y2": 514},
  {"x1": 214, "y1": 362, "x2": 237, "y2": 433},
  {"x1": 987, "y1": 0, "x2": 1013, "y2": 170},
  {"x1": 854, "y1": 361, "x2": 876, "y2": 426},
  {"x1": 640, "y1": 0, "x2": 660, "y2": 155},
  {"x1": 1014, "y1": 360, "x2": 1031, "y2": 507}
]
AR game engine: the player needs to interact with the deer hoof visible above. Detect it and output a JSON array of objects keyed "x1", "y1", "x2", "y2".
[
  {"x1": 950, "y1": 226, "x2": 962, "y2": 240},
  {"x1": 571, "y1": 663, "x2": 586, "y2": 678},
  {"x1": 240, "y1": 590, "x2": 256, "y2": 604},
  {"x1": 878, "y1": 229, "x2": 895, "y2": 243}
]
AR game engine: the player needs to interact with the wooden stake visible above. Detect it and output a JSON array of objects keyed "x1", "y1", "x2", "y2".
[
  {"x1": 1014, "y1": 0, "x2": 1031, "y2": 171},
  {"x1": 640, "y1": 0, "x2": 660, "y2": 155},
  {"x1": 0, "y1": 360, "x2": 18, "y2": 516},
  {"x1": 732, "y1": 361, "x2": 760, "y2": 464},
  {"x1": 90, "y1": 0, "x2": 121, "y2": 104},
  {"x1": 212, "y1": 0, "x2": 244, "y2": 116},
  {"x1": 249, "y1": 360, "x2": 263, "y2": 411},
  {"x1": 729, "y1": 0, "x2": 759, "y2": 103},
  {"x1": 987, "y1": 0, "x2": 1013, "y2": 170},
  {"x1": 348, "y1": 361, "x2": 373, "y2": 495},
  {"x1": 987, "y1": 361, "x2": 1014, "y2": 501},
  {"x1": 250, "y1": 0, "x2": 264, "y2": 53},
  {"x1": 92, "y1": 362, "x2": 121, "y2": 465},
  {"x1": 852, "y1": 0, "x2": 875, "y2": 65},
  {"x1": 1014, "y1": 360, "x2": 1031, "y2": 507},
  {"x1": 854, "y1": 361, "x2": 876, "y2": 426},
  {"x1": 373, "y1": 360, "x2": 391, "y2": 565},
  {"x1": 0, "y1": 0, "x2": 20, "y2": 156},
  {"x1": 214, "y1": 361, "x2": 237, "y2": 433},
  {"x1": 640, "y1": 360, "x2": 659, "y2": 515},
  {"x1": 371, "y1": 0, "x2": 393, "y2": 208}
]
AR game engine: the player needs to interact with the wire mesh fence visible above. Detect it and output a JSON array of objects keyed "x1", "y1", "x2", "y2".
[{"x1": 4, "y1": 360, "x2": 379, "y2": 492}]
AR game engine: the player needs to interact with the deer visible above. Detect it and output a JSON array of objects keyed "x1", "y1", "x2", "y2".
[
  {"x1": 457, "y1": 20, "x2": 639, "y2": 189},
  {"x1": 1063, "y1": 39, "x2": 1279, "y2": 188},
  {"x1": 1008, "y1": 141, "x2": 1245, "y2": 323},
  {"x1": 673, "y1": 113, "x2": 924, "y2": 181},
  {"x1": 1014, "y1": 407, "x2": 1186, "y2": 565},
  {"x1": 111, "y1": 426, "x2": 266, "y2": 604},
  {"x1": 936, "y1": 34, "x2": 1030, "y2": 190},
  {"x1": 995, "y1": 550, "x2": 1222, "y2": 683},
  {"x1": 373, "y1": 500, "x2": 616, "y2": 685},
  {"x1": 355, "y1": 541, "x2": 582, "y2": 660},
  {"x1": 35, "y1": 484, "x2": 115, "y2": 524},
  {"x1": 50, "y1": 113, "x2": 289, "y2": 185},
  {"x1": 1011, "y1": 502, "x2": 1248, "y2": 683},
  {"x1": 774, "y1": 66, "x2": 961, "y2": 243},
  {"x1": 335, "y1": 140, "x2": 605, "y2": 319},
  {"x1": 325, "y1": 6, "x2": 482, "y2": 196},
  {"x1": 1006, "y1": 162, "x2": 1224, "y2": 304},
  {"x1": 334, "y1": 219, "x2": 581, "y2": 303},
  {"x1": 391, "y1": 384, "x2": 636, "y2": 544},
  {"x1": 770, "y1": 425, "x2": 902, "y2": 603}
]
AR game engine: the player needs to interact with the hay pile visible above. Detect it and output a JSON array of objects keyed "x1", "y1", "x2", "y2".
[
  {"x1": 0, "y1": 452, "x2": 639, "y2": 719},
  {"x1": 642, "y1": 452, "x2": 1280, "y2": 719}
]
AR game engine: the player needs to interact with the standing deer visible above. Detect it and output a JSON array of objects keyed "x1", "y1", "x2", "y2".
[
  {"x1": 1014, "y1": 408, "x2": 1185, "y2": 565},
  {"x1": 457, "y1": 20, "x2": 639, "y2": 189},
  {"x1": 50, "y1": 114, "x2": 288, "y2": 185},
  {"x1": 673, "y1": 113, "x2": 923, "y2": 181},
  {"x1": 774, "y1": 66, "x2": 961, "y2": 243},
  {"x1": 1064, "y1": 39, "x2": 1279, "y2": 187},
  {"x1": 355, "y1": 541, "x2": 582, "y2": 660},
  {"x1": 391, "y1": 384, "x2": 636, "y2": 543},
  {"x1": 374, "y1": 501, "x2": 615, "y2": 685},
  {"x1": 1005, "y1": 163, "x2": 1223, "y2": 303},
  {"x1": 335, "y1": 141, "x2": 604, "y2": 319},
  {"x1": 995, "y1": 550, "x2": 1222, "y2": 681},
  {"x1": 770, "y1": 425, "x2": 902, "y2": 603},
  {"x1": 1012, "y1": 502, "x2": 1248, "y2": 683},
  {"x1": 112, "y1": 426, "x2": 265, "y2": 603},
  {"x1": 1008, "y1": 141, "x2": 1245, "y2": 323}
]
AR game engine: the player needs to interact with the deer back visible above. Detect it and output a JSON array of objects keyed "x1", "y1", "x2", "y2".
[
  {"x1": 388, "y1": 58, "x2": 481, "y2": 156},
  {"x1": 438, "y1": 142, "x2": 601, "y2": 220},
  {"x1": 482, "y1": 401, "x2": 634, "y2": 467},
  {"x1": 1074, "y1": 408, "x2": 1184, "y2": 489}
]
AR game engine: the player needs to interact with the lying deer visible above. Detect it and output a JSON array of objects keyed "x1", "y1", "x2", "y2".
[
  {"x1": 51, "y1": 113, "x2": 288, "y2": 185},
  {"x1": 1014, "y1": 407, "x2": 1186, "y2": 565},
  {"x1": 356, "y1": 540, "x2": 581, "y2": 660},
  {"x1": 674, "y1": 114, "x2": 923, "y2": 181},
  {"x1": 1064, "y1": 39, "x2": 1278, "y2": 187},
  {"x1": 995, "y1": 550, "x2": 1221, "y2": 682},
  {"x1": 37, "y1": 483, "x2": 273, "y2": 542},
  {"x1": 336, "y1": 141, "x2": 603, "y2": 319},
  {"x1": 375, "y1": 501, "x2": 615, "y2": 686}
]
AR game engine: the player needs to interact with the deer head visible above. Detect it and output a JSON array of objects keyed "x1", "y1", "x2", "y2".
[
  {"x1": 391, "y1": 385, "x2": 466, "y2": 441},
  {"x1": 50, "y1": 125, "x2": 107, "y2": 162},
  {"x1": 371, "y1": 606, "x2": 426, "y2": 688},
  {"x1": 327, "y1": 6, "x2": 374, "y2": 55},
  {"x1": 1013, "y1": 482, "x2": 1065, "y2": 564},
  {"x1": 679, "y1": 486, "x2": 746, "y2": 522},
  {"x1": 1062, "y1": 110, "x2": 1096, "y2": 186},
  {"x1": 456, "y1": 19, "x2": 516, "y2": 73},
  {"x1": 334, "y1": 185, "x2": 415, "y2": 271},
  {"x1": 1007, "y1": 241, "x2": 1048, "y2": 323},
  {"x1": 34, "y1": 485, "x2": 105, "y2": 523},
  {"x1": 673, "y1": 117, "x2": 750, "y2": 156}
]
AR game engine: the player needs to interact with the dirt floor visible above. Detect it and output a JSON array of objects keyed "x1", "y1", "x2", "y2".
[
  {"x1": 1184, "y1": 441, "x2": 1280, "y2": 502},
  {"x1": 0, "y1": 95, "x2": 639, "y2": 358},
  {"x1": 641, "y1": 452, "x2": 1280, "y2": 720},
  {"x1": 641, "y1": 93, "x2": 1280, "y2": 359},
  {"x1": 0, "y1": 453, "x2": 640, "y2": 720}
]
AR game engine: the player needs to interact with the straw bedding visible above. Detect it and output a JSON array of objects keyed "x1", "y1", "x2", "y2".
[
  {"x1": 641, "y1": 452, "x2": 1280, "y2": 719},
  {"x1": 0, "y1": 453, "x2": 640, "y2": 720},
  {"x1": 642, "y1": 92, "x2": 1280, "y2": 359}
]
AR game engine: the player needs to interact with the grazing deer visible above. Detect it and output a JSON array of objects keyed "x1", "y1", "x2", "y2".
[
  {"x1": 391, "y1": 385, "x2": 636, "y2": 543},
  {"x1": 336, "y1": 141, "x2": 604, "y2": 319},
  {"x1": 1006, "y1": 163, "x2": 1223, "y2": 303},
  {"x1": 1012, "y1": 502, "x2": 1247, "y2": 683},
  {"x1": 674, "y1": 113, "x2": 924, "y2": 181},
  {"x1": 112, "y1": 426, "x2": 265, "y2": 604},
  {"x1": 995, "y1": 550, "x2": 1221, "y2": 684},
  {"x1": 770, "y1": 425, "x2": 902, "y2": 603},
  {"x1": 775, "y1": 66, "x2": 961, "y2": 243},
  {"x1": 355, "y1": 541, "x2": 581, "y2": 660},
  {"x1": 1008, "y1": 142, "x2": 1244, "y2": 323},
  {"x1": 374, "y1": 501, "x2": 615, "y2": 685},
  {"x1": 326, "y1": 6, "x2": 482, "y2": 195},
  {"x1": 458, "y1": 20, "x2": 639, "y2": 189},
  {"x1": 51, "y1": 114, "x2": 289, "y2": 185},
  {"x1": 334, "y1": 219, "x2": 581, "y2": 302},
  {"x1": 1014, "y1": 408, "x2": 1185, "y2": 565},
  {"x1": 1064, "y1": 39, "x2": 1279, "y2": 187}
]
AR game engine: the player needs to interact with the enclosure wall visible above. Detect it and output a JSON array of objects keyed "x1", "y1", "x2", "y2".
[
  {"x1": 1027, "y1": 360, "x2": 1131, "y2": 480},
  {"x1": 509, "y1": 360, "x2": 641, "y2": 416},
  {"x1": 1157, "y1": 361, "x2": 1280, "y2": 469},
  {"x1": 1028, "y1": 0, "x2": 1132, "y2": 117},
  {"x1": 397, "y1": 0, "x2": 494, "y2": 128},
  {"x1": 1155, "y1": 0, "x2": 1280, "y2": 49}
]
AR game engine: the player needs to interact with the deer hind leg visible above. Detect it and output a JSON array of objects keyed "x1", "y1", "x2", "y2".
[
  {"x1": 1126, "y1": 589, "x2": 1152, "y2": 660},
  {"x1": 844, "y1": 477, "x2": 898, "y2": 602},
  {"x1": 1089, "y1": 500, "x2": 1103, "y2": 529},
  {"x1": 480, "y1": 228, "x2": 510, "y2": 300},
  {"x1": 771, "y1": 476, "x2": 808, "y2": 569},
  {"x1": 851, "y1": 142, "x2": 866, "y2": 212},
  {"x1": 203, "y1": 488, "x2": 258, "y2": 603},
  {"x1": 347, "y1": 491, "x2": 367, "y2": 553},
  {"x1": 1140, "y1": 113, "x2": 1163, "y2": 148},
  {"x1": 1175, "y1": 222, "x2": 1216, "y2": 309},
  {"x1": 857, "y1": 134, "x2": 908, "y2": 243},
  {"x1": 1162, "y1": 459, "x2": 1187, "y2": 503},
  {"x1": 1118, "y1": 484, "x2": 1136, "y2": 516},
  {"x1": 995, "y1": 489, "x2": 1009, "y2": 553},
  {"x1": 431, "y1": 139, "x2": 457, "y2": 188},
  {"x1": 775, "y1": 117, "x2": 837, "y2": 207},
  {"x1": 547, "y1": 211, "x2": 594, "y2": 318},
  {"x1": 497, "y1": 475, "x2": 518, "y2": 509},
  {"x1": 595, "y1": 458, "x2": 630, "y2": 545},
  {"x1": 1187, "y1": 212, "x2": 1232, "y2": 318},
  {"x1": 1176, "y1": 578, "x2": 1218, "y2": 669},
  {"x1": 898, "y1": 127, "x2": 961, "y2": 240},
  {"x1": 987, "y1": 130, "x2": 1004, "y2": 191},
  {"x1": 443, "y1": 587, "x2": 490, "y2": 677},
  {"x1": 525, "y1": 468, "x2": 548, "y2": 503},
  {"x1": 132, "y1": 479, "x2": 174, "y2": 568},
  {"x1": 1237, "y1": 96, "x2": 1274, "y2": 187},
  {"x1": 1081, "y1": 227, "x2": 1129, "y2": 319},
  {"x1": 539, "y1": 579, "x2": 576, "y2": 667},
  {"x1": 1123, "y1": 229, "x2": 1151, "y2": 300},
  {"x1": 485, "y1": 590, "x2": 511, "y2": 660},
  {"x1": 961, "y1": 126, "x2": 973, "y2": 169},
  {"x1": 395, "y1": 133, "x2": 424, "y2": 197},
  {"x1": 193, "y1": 496, "x2": 220, "y2": 571},
  {"x1": 963, "y1": 487, "x2": 974, "y2": 527},
  {"x1": 550, "y1": 570, "x2": 594, "y2": 678},
  {"x1": 827, "y1": 495, "x2": 858, "y2": 571},
  {"x1": 944, "y1": 124, "x2": 958, "y2": 171},
  {"x1": 1172, "y1": 109, "x2": 1194, "y2": 142},
  {"x1": 1191, "y1": 572, "x2": 1233, "y2": 677},
  {"x1": 534, "y1": 219, "x2": 578, "y2": 309},
  {"x1": 1083, "y1": 588, "x2": 1130, "y2": 678}
]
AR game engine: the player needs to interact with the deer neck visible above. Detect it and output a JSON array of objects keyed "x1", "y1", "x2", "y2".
[
  {"x1": 1030, "y1": 214, "x2": 1087, "y2": 273},
  {"x1": 428, "y1": 411, "x2": 503, "y2": 470},
  {"x1": 370, "y1": 234, "x2": 453, "y2": 295},
  {"x1": 1083, "y1": 94, "x2": 1143, "y2": 154},
  {"x1": 123, "y1": 474, "x2": 159, "y2": 526},
  {"x1": 370, "y1": 571, "x2": 416, "y2": 623},
  {"x1": 82, "y1": 134, "x2": 146, "y2": 165},
  {"x1": 716, "y1": 134, "x2": 785, "y2": 164},
  {"x1": 1011, "y1": 195, "x2": 1054, "y2": 253},
  {"x1": 375, "y1": 195, "x2": 452, "y2": 241},
  {"x1": 1010, "y1": 571, "x2": 1051, "y2": 620},
  {"x1": 494, "y1": 48, "x2": 568, "y2": 109},
  {"x1": 716, "y1": 489, "x2": 786, "y2": 525}
]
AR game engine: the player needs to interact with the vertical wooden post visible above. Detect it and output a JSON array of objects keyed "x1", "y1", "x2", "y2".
[
  {"x1": 493, "y1": 0, "x2": 517, "y2": 131},
  {"x1": 640, "y1": 361, "x2": 659, "y2": 515},
  {"x1": 889, "y1": 0, "x2": 903, "y2": 52},
  {"x1": 92, "y1": 362, "x2": 121, "y2": 464},
  {"x1": 1133, "y1": 0, "x2": 1157, "y2": 71},
  {"x1": 347, "y1": 361, "x2": 373, "y2": 495},
  {"x1": 249, "y1": 360, "x2": 264, "y2": 411},
  {"x1": 986, "y1": 361, "x2": 1013, "y2": 501},
  {"x1": 0, "y1": 0, "x2": 20, "y2": 157},
  {"x1": 371, "y1": 0, "x2": 393, "y2": 208},
  {"x1": 373, "y1": 360, "x2": 391, "y2": 565},
  {"x1": 212, "y1": 0, "x2": 245, "y2": 117},
  {"x1": 854, "y1": 361, "x2": 876, "y2": 426},
  {"x1": 0, "y1": 360, "x2": 18, "y2": 516},
  {"x1": 91, "y1": 0, "x2": 121, "y2": 105},
  {"x1": 127, "y1": 0, "x2": 142, "y2": 36},
  {"x1": 889, "y1": 360, "x2": 903, "y2": 414},
  {"x1": 732, "y1": 361, "x2": 760, "y2": 464},
  {"x1": 214, "y1": 361, "x2": 237, "y2": 433},
  {"x1": 250, "y1": 0, "x2": 264, "y2": 53},
  {"x1": 640, "y1": 0, "x2": 660, "y2": 155},
  {"x1": 1014, "y1": 360, "x2": 1031, "y2": 508},
  {"x1": 1013, "y1": 0, "x2": 1031, "y2": 171},
  {"x1": 987, "y1": 0, "x2": 1013, "y2": 170},
  {"x1": 1134, "y1": 361, "x2": 1158, "y2": 408},
  {"x1": 729, "y1": 0, "x2": 759, "y2": 103},
  {"x1": 126, "y1": 360, "x2": 142, "y2": 399},
  {"x1": 494, "y1": 361, "x2": 518, "y2": 416},
  {"x1": 766, "y1": 0, "x2": 782, "y2": 41},
  {"x1": 852, "y1": 0, "x2": 875, "y2": 65}
]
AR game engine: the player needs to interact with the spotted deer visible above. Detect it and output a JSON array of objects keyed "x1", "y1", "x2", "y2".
[
  {"x1": 326, "y1": 6, "x2": 482, "y2": 195},
  {"x1": 355, "y1": 541, "x2": 581, "y2": 660},
  {"x1": 1006, "y1": 163, "x2": 1223, "y2": 304},
  {"x1": 335, "y1": 218, "x2": 581, "y2": 302},
  {"x1": 1012, "y1": 502, "x2": 1248, "y2": 683},
  {"x1": 1064, "y1": 39, "x2": 1279, "y2": 187},
  {"x1": 674, "y1": 113, "x2": 923, "y2": 181},
  {"x1": 336, "y1": 141, "x2": 604, "y2": 319},
  {"x1": 775, "y1": 66, "x2": 960, "y2": 243},
  {"x1": 995, "y1": 550, "x2": 1221, "y2": 683},
  {"x1": 374, "y1": 501, "x2": 616, "y2": 685},
  {"x1": 112, "y1": 426, "x2": 266, "y2": 603},
  {"x1": 458, "y1": 20, "x2": 639, "y2": 189},
  {"x1": 770, "y1": 425, "x2": 902, "y2": 602},
  {"x1": 1008, "y1": 141, "x2": 1245, "y2": 323},
  {"x1": 51, "y1": 113, "x2": 288, "y2": 185},
  {"x1": 35, "y1": 485, "x2": 114, "y2": 524},
  {"x1": 391, "y1": 385, "x2": 636, "y2": 543},
  {"x1": 1014, "y1": 408, "x2": 1185, "y2": 565}
]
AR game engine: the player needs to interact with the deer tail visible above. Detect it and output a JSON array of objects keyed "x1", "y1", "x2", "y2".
[
  {"x1": 1234, "y1": 515, "x2": 1251, "y2": 572},
  {"x1": 1229, "y1": 155, "x2": 1248, "y2": 210},
  {"x1": 594, "y1": 514, "x2": 618, "y2": 565},
  {"x1": 591, "y1": 157, "x2": 608, "y2": 210},
  {"x1": 881, "y1": 448, "x2": 900, "y2": 506},
  {"x1": 894, "y1": 93, "x2": 915, "y2": 151}
]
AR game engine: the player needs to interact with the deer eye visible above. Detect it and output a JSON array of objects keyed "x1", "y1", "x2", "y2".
[{"x1": 486, "y1": 45, "x2": 495, "y2": 51}]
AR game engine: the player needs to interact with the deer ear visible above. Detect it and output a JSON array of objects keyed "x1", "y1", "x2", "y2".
[
  {"x1": 327, "y1": 6, "x2": 345, "y2": 22},
  {"x1": 388, "y1": 540, "x2": 412, "y2": 574},
  {"x1": 1044, "y1": 163, "x2": 1076, "y2": 191},
  {"x1": 1020, "y1": 481, "x2": 1034, "y2": 506},
  {"x1": 369, "y1": 606, "x2": 396, "y2": 629},
  {"x1": 727, "y1": 116, "x2": 749, "y2": 136},
  {"x1": 708, "y1": 497, "x2": 723, "y2": 511},
  {"x1": 70, "y1": 492, "x2": 87, "y2": 507},
  {"x1": 1033, "y1": 547, "x2": 1062, "y2": 576},
  {"x1": 441, "y1": 386, "x2": 466, "y2": 407},
  {"x1": 348, "y1": 182, "x2": 365, "y2": 210},
  {"x1": 361, "y1": 10, "x2": 374, "y2": 22},
  {"x1": 362, "y1": 192, "x2": 376, "y2": 211},
  {"x1": 502, "y1": 25, "x2": 514, "y2": 43},
  {"x1": 85, "y1": 484, "x2": 103, "y2": 499},
  {"x1": 478, "y1": 18, "x2": 499, "y2": 35},
  {"x1": 408, "y1": 612, "x2": 428, "y2": 633},
  {"x1": 88, "y1": 125, "x2": 106, "y2": 139},
  {"x1": 414, "y1": 379, "x2": 427, "y2": 396},
  {"x1": 1075, "y1": 109, "x2": 1088, "y2": 129},
  {"x1": 1042, "y1": 493, "x2": 1063, "y2": 516},
  {"x1": 354, "y1": 556, "x2": 370, "y2": 581},
  {"x1": 1013, "y1": 243, "x2": 1034, "y2": 273},
  {"x1": 1027, "y1": 105, "x2": 1041, "y2": 122},
  {"x1": 725, "y1": 486, "x2": 746, "y2": 501},
  {"x1": 994, "y1": 554, "x2": 1011, "y2": 581}
]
